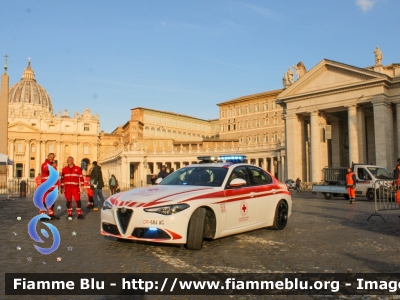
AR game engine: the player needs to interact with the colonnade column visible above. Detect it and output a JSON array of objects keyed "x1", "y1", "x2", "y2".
[
  {"x1": 373, "y1": 99, "x2": 393, "y2": 168},
  {"x1": 348, "y1": 105, "x2": 359, "y2": 165},
  {"x1": 9, "y1": 140, "x2": 15, "y2": 178},
  {"x1": 281, "y1": 155, "x2": 285, "y2": 181},
  {"x1": 35, "y1": 141, "x2": 41, "y2": 176},
  {"x1": 330, "y1": 119, "x2": 341, "y2": 166},
  {"x1": 284, "y1": 113, "x2": 303, "y2": 180},
  {"x1": 24, "y1": 140, "x2": 30, "y2": 178},
  {"x1": 57, "y1": 141, "x2": 61, "y2": 164},
  {"x1": 310, "y1": 111, "x2": 321, "y2": 182},
  {"x1": 357, "y1": 107, "x2": 367, "y2": 163},
  {"x1": 396, "y1": 102, "x2": 400, "y2": 159}
]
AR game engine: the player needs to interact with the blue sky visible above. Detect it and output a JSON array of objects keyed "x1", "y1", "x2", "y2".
[{"x1": 1, "y1": 0, "x2": 398, "y2": 132}]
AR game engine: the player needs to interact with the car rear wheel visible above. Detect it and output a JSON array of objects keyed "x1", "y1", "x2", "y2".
[
  {"x1": 186, "y1": 207, "x2": 206, "y2": 250},
  {"x1": 323, "y1": 192, "x2": 333, "y2": 200},
  {"x1": 271, "y1": 200, "x2": 288, "y2": 230}
]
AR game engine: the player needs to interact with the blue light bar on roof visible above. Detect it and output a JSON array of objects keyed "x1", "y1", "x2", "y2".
[{"x1": 197, "y1": 155, "x2": 246, "y2": 162}]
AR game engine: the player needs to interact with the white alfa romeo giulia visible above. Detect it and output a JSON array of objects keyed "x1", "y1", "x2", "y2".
[{"x1": 100, "y1": 156, "x2": 292, "y2": 250}]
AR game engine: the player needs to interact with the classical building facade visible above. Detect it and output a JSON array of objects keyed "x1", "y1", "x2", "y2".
[
  {"x1": 277, "y1": 55, "x2": 400, "y2": 182},
  {"x1": 6, "y1": 60, "x2": 100, "y2": 179},
  {"x1": 217, "y1": 89, "x2": 285, "y2": 180},
  {"x1": 99, "y1": 90, "x2": 288, "y2": 188}
]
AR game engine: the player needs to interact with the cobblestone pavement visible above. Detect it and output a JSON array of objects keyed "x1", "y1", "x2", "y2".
[{"x1": 1, "y1": 191, "x2": 400, "y2": 300}]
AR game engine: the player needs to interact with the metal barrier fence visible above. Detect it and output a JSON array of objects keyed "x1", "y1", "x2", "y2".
[
  {"x1": 368, "y1": 179, "x2": 400, "y2": 221},
  {"x1": 0, "y1": 179, "x2": 38, "y2": 199}
]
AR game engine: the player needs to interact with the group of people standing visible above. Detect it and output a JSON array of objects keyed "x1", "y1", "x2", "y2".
[{"x1": 36, "y1": 153, "x2": 119, "y2": 219}]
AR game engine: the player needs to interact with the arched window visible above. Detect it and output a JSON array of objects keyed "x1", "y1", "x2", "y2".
[
  {"x1": 31, "y1": 143, "x2": 35, "y2": 153},
  {"x1": 183, "y1": 132, "x2": 186, "y2": 139},
  {"x1": 83, "y1": 145, "x2": 89, "y2": 155},
  {"x1": 162, "y1": 129, "x2": 166, "y2": 137},
  {"x1": 188, "y1": 133, "x2": 191, "y2": 140},
  {"x1": 156, "y1": 128, "x2": 161, "y2": 136},
  {"x1": 173, "y1": 131, "x2": 177, "y2": 138},
  {"x1": 144, "y1": 126, "x2": 149, "y2": 135},
  {"x1": 49, "y1": 144, "x2": 54, "y2": 153},
  {"x1": 150, "y1": 127, "x2": 155, "y2": 135},
  {"x1": 65, "y1": 145, "x2": 70, "y2": 154},
  {"x1": 167, "y1": 130, "x2": 171, "y2": 137},
  {"x1": 178, "y1": 131, "x2": 182, "y2": 139}
]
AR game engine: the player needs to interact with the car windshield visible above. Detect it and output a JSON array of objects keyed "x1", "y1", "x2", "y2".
[
  {"x1": 159, "y1": 166, "x2": 228, "y2": 187},
  {"x1": 367, "y1": 167, "x2": 393, "y2": 179}
]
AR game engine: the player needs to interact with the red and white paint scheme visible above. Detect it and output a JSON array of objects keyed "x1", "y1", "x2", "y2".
[{"x1": 100, "y1": 157, "x2": 292, "y2": 250}]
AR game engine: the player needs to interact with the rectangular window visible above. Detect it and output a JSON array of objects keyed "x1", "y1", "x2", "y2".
[
  {"x1": 246, "y1": 107, "x2": 251, "y2": 113},
  {"x1": 264, "y1": 103, "x2": 269, "y2": 111},
  {"x1": 84, "y1": 124, "x2": 90, "y2": 131},
  {"x1": 65, "y1": 125, "x2": 70, "y2": 131},
  {"x1": 49, "y1": 125, "x2": 55, "y2": 130},
  {"x1": 272, "y1": 101, "x2": 277, "y2": 109}
]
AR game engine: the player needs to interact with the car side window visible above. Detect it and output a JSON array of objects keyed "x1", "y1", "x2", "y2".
[
  {"x1": 248, "y1": 166, "x2": 273, "y2": 185},
  {"x1": 357, "y1": 168, "x2": 371, "y2": 180},
  {"x1": 226, "y1": 166, "x2": 250, "y2": 189}
]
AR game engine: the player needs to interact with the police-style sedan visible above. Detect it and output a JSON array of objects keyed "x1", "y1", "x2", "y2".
[{"x1": 100, "y1": 156, "x2": 292, "y2": 250}]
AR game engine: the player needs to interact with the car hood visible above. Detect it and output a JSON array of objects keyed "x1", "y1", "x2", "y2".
[{"x1": 107, "y1": 185, "x2": 218, "y2": 208}]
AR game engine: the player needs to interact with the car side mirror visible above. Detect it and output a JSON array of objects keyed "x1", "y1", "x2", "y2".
[
  {"x1": 230, "y1": 178, "x2": 246, "y2": 187},
  {"x1": 155, "y1": 178, "x2": 163, "y2": 185}
]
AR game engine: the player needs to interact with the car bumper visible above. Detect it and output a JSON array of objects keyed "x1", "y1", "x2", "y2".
[{"x1": 100, "y1": 206, "x2": 190, "y2": 244}]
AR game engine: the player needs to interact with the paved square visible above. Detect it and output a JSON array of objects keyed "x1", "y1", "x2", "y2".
[{"x1": 1, "y1": 192, "x2": 399, "y2": 299}]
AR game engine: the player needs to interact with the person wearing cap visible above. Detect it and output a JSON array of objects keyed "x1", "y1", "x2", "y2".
[{"x1": 157, "y1": 165, "x2": 169, "y2": 179}]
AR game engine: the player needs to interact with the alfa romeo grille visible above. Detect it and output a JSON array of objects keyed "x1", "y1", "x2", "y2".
[{"x1": 116, "y1": 208, "x2": 133, "y2": 234}]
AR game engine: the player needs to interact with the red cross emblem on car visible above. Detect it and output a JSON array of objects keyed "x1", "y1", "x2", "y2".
[{"x1": 241, "y1": 204, "x2": 247, "y2": 213}]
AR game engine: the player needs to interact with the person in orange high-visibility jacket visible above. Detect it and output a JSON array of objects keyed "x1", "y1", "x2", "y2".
[
  {"x1": 346, "y1": 167, "x2": 357, "y2": 204},
  {"x1": 40, "y1": 153, "x2": 59, "y2": 219},
  {"x1": 393, "y1": 158, "x2": 400, "y2": 206},
  {"x1": 61, "y1": 156, "x2": 85, "y2": 219}
]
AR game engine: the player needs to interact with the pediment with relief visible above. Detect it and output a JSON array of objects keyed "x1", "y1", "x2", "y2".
[
  {"x1": 8, "y1": 122, "x2": 40, "y2": 133},
  {"x1": 279, "y1": 59, "x2": 386, "y2": 98}
]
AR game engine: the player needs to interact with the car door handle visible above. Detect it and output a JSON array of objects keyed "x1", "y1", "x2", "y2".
[{"x1": 250, "y1": 192, "x2": 255, "y2": 197}]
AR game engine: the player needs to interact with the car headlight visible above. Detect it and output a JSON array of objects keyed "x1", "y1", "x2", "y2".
[
  {"x1": 103, "y1": 200, "x2": 112, "y2": 210},
  {"x1": 144, "y1": 204, "x2": 190, "y2": 215}
]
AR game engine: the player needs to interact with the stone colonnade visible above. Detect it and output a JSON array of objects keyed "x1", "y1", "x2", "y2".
[{"x1": 285, "y1": 98, "x2": 399, "y2": 182}]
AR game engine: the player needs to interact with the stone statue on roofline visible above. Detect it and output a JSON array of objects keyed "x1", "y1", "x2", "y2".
[
  {"x1": 293, "y1": 62, "x2": 307, "y2": 79},
  {"x1": 282, "y1": 72, "x2": 289, "y2": 88},
  {"x1": 374, "y1": 46, "x2": 382, "y2": 65},
  {"x1": 287, "y1": 68, "x2": 294, "y2": 84}
]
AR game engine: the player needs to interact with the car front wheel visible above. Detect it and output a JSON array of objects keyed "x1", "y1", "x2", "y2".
[
  {"x1": 271, "y1": 200, "x2": 288, "y2": 230},
  {"x1": 186, "y1": 207, "x2": 206, "y2": 250}
]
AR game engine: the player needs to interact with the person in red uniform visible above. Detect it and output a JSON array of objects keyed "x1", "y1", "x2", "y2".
[
  {"x1": 393, "y1": 158, "x2": 400, "y2": 206},
  {"x1": 61, "y1": 156, "x2": 85, "y2": 219},
  {"x1": 35, "y1": 173, "x2": 42, "y2": 188},
  {"x1": 80, "y1": 158, "x2": 94, "y2": 209},
  {"x1": 40, "y1": 153, "x2": 59, "y2": 219},
  {"x1": 346, "y1": 167, "x2": 357, "y2": 204}
]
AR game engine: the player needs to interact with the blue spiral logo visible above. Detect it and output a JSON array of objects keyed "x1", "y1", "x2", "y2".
[{"x1": 28, "y1": 165, "x2": 61, "y2": 255}]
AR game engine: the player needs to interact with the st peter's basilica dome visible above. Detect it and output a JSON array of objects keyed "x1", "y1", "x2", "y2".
[{"x1": 8, "y1": 59, "x2": 53, "y2": 112}]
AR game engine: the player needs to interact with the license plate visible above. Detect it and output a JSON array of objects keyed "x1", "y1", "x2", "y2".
[{"x1": 142, "y1": 219, "x2": 165, "y2": 226}]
